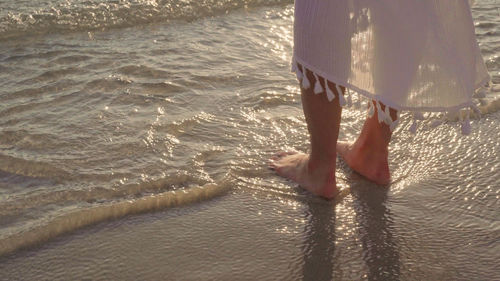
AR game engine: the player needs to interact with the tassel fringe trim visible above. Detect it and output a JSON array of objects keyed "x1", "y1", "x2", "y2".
[{"x1": 291, "y1": 59, "x2": 490, "y2": 136}]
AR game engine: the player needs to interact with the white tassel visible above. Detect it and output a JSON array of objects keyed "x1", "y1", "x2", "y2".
[
  {"x1": 347, "y1": 92, "x2": 353, "y2": 107},
  {"x1": 336, "y1": 85, "x2": 346, "y2": 106},
  {"x1": 376, "y1": 102, "x2": 384, "y2": 124},
  {"x1": 390, "y1": 118, "x2": 399, "y2": 132},
  {"x1": 301, "y1": 68, "x2": 311, "y2": 89},
  {"x1": 384, "y1": 104, "x2": 391, "y2": 117},
  {"x1": 313, "y1": 73, "x2": 323, "y2": 94},
  {"x1": 409, "y1": 120, "x2": 418, "y2": 134},
  {"x1": 389, "y1": 108, "x2": 400, "y2": 131},
  {"x1": 384, "y1": 104, "x2": 393, "y2": 125},
  {"x1": 296, "y1": 65, "x2": 304, "y2": 81},
  {"x1": 367, "y1": 102, "x2": 375, "y2": 118},
  {"x1": 461, "y1": 112, "x2": 471, "y2": 135},
  {"x1": 325, "y1": 82, "x2": 336, "y2": 101}
]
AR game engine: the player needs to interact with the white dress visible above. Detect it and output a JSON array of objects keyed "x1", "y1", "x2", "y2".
[{"x1": 292, "y1": 0, "x2": 490, "y2": 134}]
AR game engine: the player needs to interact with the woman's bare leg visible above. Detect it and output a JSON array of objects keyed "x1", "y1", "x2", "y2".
[
  {"x1": 270, "y1": 67, "x2": 342, "y2": 199},
  {"x1": 337, "y1": 101, "x2": 397, "y2": 185}
]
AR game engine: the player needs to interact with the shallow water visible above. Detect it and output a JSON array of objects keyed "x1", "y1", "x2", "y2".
[{"x1": 0, "y1": 0, "x2": 499, "y2": 280}]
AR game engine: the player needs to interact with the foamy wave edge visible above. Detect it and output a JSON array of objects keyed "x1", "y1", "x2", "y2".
[
  {"x1": 0, "y1": 182, "x2": 229, "y2": 257},
  {"x1": 0, "y1": 0, "x2": 293, "y2": 40}
]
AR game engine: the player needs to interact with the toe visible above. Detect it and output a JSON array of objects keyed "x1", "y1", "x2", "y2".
[
  {"x1": 268, "y1": 159, "x2": 278, "y2": 169},
  {"x1": 278, "y1": 151, "x2": 297, "y2": 157},
  {"x1": 270, "y1": 154, "x2": 280, "y2": 161},
  {"x1": 270, "y1": 151, "x2": 295, "y2": 162}
]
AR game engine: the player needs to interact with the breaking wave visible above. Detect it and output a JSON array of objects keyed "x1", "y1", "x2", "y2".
[
  {"x1": 0, "y1": 0, "x2": 293, "y2": 40},
  {"x1": 0, "y1": 180, "x2": 230, "y2": 256}
]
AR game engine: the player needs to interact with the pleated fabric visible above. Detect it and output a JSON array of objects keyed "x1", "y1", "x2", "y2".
[{"x1": 292, "y1": 0, "x2": 490, "y2": 133}]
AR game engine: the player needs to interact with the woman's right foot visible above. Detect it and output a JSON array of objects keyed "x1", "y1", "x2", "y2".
[{"x1": 270, "y1": 151, "x2": 339, "y2": 199}]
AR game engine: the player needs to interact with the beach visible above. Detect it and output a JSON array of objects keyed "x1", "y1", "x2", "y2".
[{"x1": 0, "y1": 0, "x2": 499, "y2": 280}]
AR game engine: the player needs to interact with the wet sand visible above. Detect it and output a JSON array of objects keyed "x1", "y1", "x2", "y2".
[{"x1": 0, "y1": 1, "x2": 499, "y2": 280}]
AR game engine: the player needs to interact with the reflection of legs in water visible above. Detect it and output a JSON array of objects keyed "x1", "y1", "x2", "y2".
[
  {"x1": 351, "y1": 183, "x2": 401, "y2": 280},
  {"x1": 302, "y1": 201, "x2": 336, "y2": 280},
  {"x1": 337, "y1": 102, "x2": 397, "y2": 185},
  {"x1": 270, "y1": 66, "x2": 342, "y2": 199}
]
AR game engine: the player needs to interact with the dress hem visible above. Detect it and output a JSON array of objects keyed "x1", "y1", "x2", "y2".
[{"x1": 291, "y1": 55, "x2": 491, "y2": 135}]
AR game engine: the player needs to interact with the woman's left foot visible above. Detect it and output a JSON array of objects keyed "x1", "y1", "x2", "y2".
[{"x1": 336, "y1": 141, "x2": 391, "y2": 185}]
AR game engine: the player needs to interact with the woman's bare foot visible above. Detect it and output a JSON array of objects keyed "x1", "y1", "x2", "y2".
[
  {"x1": 336, "y1": 141, "x2": 390, "y2": 185},
  {"x1": 270, "y1": 151, "x2": 339, "y2": 199},
  {"x1": 336, "y1": 101, "x2": 396, "y2": 185}
]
